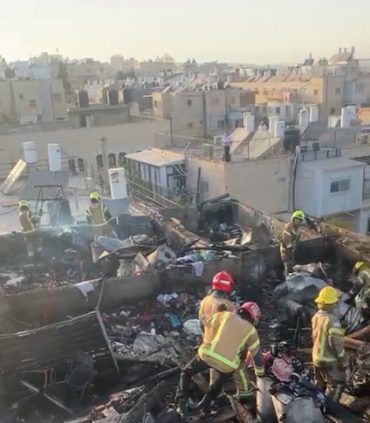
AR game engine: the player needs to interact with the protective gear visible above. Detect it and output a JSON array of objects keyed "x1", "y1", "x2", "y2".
[
  {"x1": 89, "y1": 191, "x2": 101, "y2": 201},
  {"x1": 315, "y1": 286, "x2": 339, "y2": 305},
  {"x1": 354, "y1": 261, "x2": 365, "y2": 273},
  {"x1": 291, "y1": 210, "x2": 305, "y2": 221},
  {"x1": 199, "y1": 311, "x2": 264, "y2": 377},
  {"x1": 211, "y1": 271, "x2": 234, "y2": 294},
  {"x1": 279, "y1": 221, "x2": 301, "y2": 277},
  {"x1": 18, "y1": 200, "x2": 30, "y2": 209},
  {"x1": 312, "y1": 309, "x2": 345, "y2": 367},
  {"x1": 239, "y1": 302, "x2": 262, "y2": 325},
  {"x1": 199, "y1": 291, "x2": 236, "y2": 343}
]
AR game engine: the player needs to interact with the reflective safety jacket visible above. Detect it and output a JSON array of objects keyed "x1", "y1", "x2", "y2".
[
  {"x1": 312, "y1": 309, "x2": 345, "y2": 367},
  {"x1": 355, "y1": 267, "x2": 370, "y2": 310},
  {"x1": 279, "y1": 222, "x2": 300, "y2": 260},
  {"x1": 198, "y1": 311, "x2": 264, "y2": 376},
  {"x1": 199, "y1": 292, "x2": 236, "y2": 343},
  {"x1": 19, "y1": 211, "x2": 37, "y2": 233},
  {"x1": 86, "y1": 204, "x2": 111, "y2": 225}
]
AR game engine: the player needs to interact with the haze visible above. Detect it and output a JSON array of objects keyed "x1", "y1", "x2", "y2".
[{"x1": 2, "y1": 0, "x2": 370, "y2": 63}]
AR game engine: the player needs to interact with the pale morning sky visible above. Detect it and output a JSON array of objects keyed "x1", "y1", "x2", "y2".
[{"x1": 1, "y1": 0, "x2": 370, "y2": 64}]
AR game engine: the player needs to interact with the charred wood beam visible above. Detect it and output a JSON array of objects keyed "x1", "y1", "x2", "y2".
[{"x1": 118, "y1": 381, "x2": 173, "y2": 423}]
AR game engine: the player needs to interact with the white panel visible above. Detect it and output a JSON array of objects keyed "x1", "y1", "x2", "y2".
[
  {"x1": 108, "y1": 167, "x2": 127, "y2": 200},
  {"x1": 48, "y1": 143, "x2": 62, "y2": 171},
  {"x1": 23, "y1": 142, "x2": 38, "y2": 164}
]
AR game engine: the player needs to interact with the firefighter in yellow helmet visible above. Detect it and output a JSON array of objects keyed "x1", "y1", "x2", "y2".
[
  {"x1": 312, "y1": 286, "x2": 347, "y2": 401},
  {"x1": 351, "y1": 261, "x2": 370, "y2": 316},
  {"x1": 18, "y1": 200, "x2": 41, "y2": 258},
  {"x1": 279, "y1": 210, "x2": 305, "y2": 278},
  {"x1": 86, "y1": 192, "x2": 116, "y2": 237},
  {"x1": 177, "y1": 303, "x2": 264, "y2": 416}
]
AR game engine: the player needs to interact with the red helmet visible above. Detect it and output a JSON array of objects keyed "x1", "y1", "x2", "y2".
[
  {"x1": 212, "y1": 271, "x2": 234, "y2": 294},
  {"x1": 239, "y1": 302, "x2": 262, "y2": 324}
]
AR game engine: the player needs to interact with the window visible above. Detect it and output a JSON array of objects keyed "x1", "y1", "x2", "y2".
[
  {"x1": 54, "y1": 93, "x2": 62, "y2": 102},
  {"x1": 118, "y1": 152, "x2": 126, "y2": 166},
  {"x1": 108, "y1": 153, "x2": 116, "y2": 168},
  {"x1": 330, "y1": 179, "x2": 350, "y2": 193},
  {"x1": 187, "y1": 99, "x2": 192, "y2": 107},
  {"x1": 335, "y1": 87, "x2": 342, "y2": 95},
  {"x1": 187, "y1": 122, "x2": 193, "y2": 128},
  {"x1": 96, "y1": 154, "x2": 103, "y2": 168},
  {"x1": 218, "y1": 119, "x2": 225, "y2": 129},
  {"x1": 77, "y1": 158, "x2": 85, "y2": 173},
  {"x1": 314, "y1": 89, "x2": 319, "y2": 96},
  {"x1": 276, "y1": 107, "x2": 281, "y2": 115}
]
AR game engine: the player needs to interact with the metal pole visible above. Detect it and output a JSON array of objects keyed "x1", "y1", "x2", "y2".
[
  {"x1": 100, "y1": 136, "x2": 109, "y2": 194},
  {"x1": 169, "y1": 116, "x2": 173, "y2": 147}
]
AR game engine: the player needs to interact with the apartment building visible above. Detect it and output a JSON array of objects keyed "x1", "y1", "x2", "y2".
[
  {"x1": 152, "y1": 86, "x2": 255, "y2": 137},
  {"x1": 231, "y1": 48, "x2": 370, "y2": 123},
  {"x1": 0, "y1": 79, "x2": 66, "y2": 124}
]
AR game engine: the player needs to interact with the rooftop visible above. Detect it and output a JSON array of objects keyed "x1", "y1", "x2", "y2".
[
  {"x1": 125, "y1": 148, "x2": 185, "y2": 167},
  {"x1": 301, "y1": 156, "x2": 366, "y2": 172}
]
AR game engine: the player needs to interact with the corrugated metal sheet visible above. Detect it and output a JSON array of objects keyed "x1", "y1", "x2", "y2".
[
  {"x1": 1, "y1": 159, "x2": 27, "y2": 195},
  {"x1": 0, "y1": 311, "x2": 117, "y2": 398}
]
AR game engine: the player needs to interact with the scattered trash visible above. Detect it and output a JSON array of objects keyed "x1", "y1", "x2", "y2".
[{"x1": 183, "y1": 319, "x2": 202, "y2": 336}]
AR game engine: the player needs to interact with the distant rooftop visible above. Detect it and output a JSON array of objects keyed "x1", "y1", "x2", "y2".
[
  {"x1": 301, "y1": 156, "x2": 365, "y2": 172},
  {"x1": 125, "y1": 148, "x2": 185, "y2": 167}
]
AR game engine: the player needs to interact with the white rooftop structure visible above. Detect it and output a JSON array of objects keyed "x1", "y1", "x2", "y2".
[{"x1": 125, "y1": 148, "x2": 184, "y2": 167}]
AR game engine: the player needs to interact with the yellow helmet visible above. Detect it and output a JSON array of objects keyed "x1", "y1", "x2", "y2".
[
  {"x1": 89, "y1": 191, "x2": 101, "y2": 201},
  {"x1": 354, "y1": 261, "x2": 365, "y2": 272},
  {"x1": 18, "y1": 200, "x2": 30, "y2": 209},
  {"x1": 315, "y1": 286, "x2": 340, "y2": 305},
  {"x1": 292, "y1": 210, "x2": 305, "y2": 221}
]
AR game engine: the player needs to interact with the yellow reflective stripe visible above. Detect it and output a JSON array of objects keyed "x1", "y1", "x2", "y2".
[
  {"x1": 318, "y1": 319, "x2": 329, "y2": 362},
  {"x1": 337, "y1": 351, "x2": 345, "y2": 358},
  {"x1": 238, "y1": 369, "x2": 249, "y2": 395},
  {"x1": 248, "y1": 339, "x2": 260, "y2": 354},
  {"x1": 328, "y1": 328, "x2": 344, "y2": 336},
  {"x1": 209, "y1": 313, "x2": 229, "y2": 352},
  {"x1": 199, "y1": 345, "x2": 238, "y2": 370}
]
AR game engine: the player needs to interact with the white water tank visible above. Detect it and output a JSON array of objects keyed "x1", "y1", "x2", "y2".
[
  {"x1": 269, "y1": 116, "x2": 279, "y2": 134},
  {"x1": 298, "y1": 109, "x2": 309, "y2": 127},
  {"x1": 274, "y1": 120, "x2": 285, "y2": 138},
  {"x1": 341, "y1": 107, "x2": 351, "y2": 128},
  {"x1": 23, "y1": 141, "x2": 38, "y2": 164},
  {"x1": 48, "y1": 143, "x2": 62, "y2": 171},
  {"x1": 108, "y1": 167, "x2": 127, "y2": 200},
  {"x1": 309, "y1": 106, "x2": 319, "y2": 122},
  {"x1": 243, "y1": 112, "x2": 255, "y2": 132}
]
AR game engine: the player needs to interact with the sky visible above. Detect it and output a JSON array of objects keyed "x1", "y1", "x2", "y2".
[{"x1": 1, "y1": 0, "x2": 370, "y2": 64}]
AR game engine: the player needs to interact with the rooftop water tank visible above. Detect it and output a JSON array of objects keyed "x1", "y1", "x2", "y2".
[
  {"x1": 273, "y1": 120, "x2": 285, "y2": 138},
  {"x1": 309, "y1": 106, "x2": 319, "y2": 123},
  {"x1": 48, "y1": 143, "x2": 62, "y2": 171},
  {"x1": 23, "y1": 141, "x2": 38, "y2": 164},
  {"x1": 108, "y1": 167, "x2": 127, "y2": 200}
]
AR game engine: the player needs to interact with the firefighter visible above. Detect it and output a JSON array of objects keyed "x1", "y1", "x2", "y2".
[
  {"x1": 279, "y1": 210, "x2": 305, "y2": 278},
  {"x1": 351, "y1": 261, "x2": 370, "y2": 315},
  {"x1": 199, "y1": 271, "x2": 236, "y2": 386},
  {"x1": 312, "y1": 286, "x2": 347, "y2": 401},
  {"x1": 177, "y1": 303, "x2": 264, "y2": 415},
  {"x1": 18, "y1": 200, "x2": 41, "y2": 258},
  {"x1": 85, "y1": 192, "x2": 116, "y2": 237}
]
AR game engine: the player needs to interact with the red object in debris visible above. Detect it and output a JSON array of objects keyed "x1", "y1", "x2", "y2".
[
  {"x1": 245, "y1": 351, "x2": 272, "y2": 368},
  {"x1": 271, "y1": 356, "x2": 294, "y2": 382}
]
